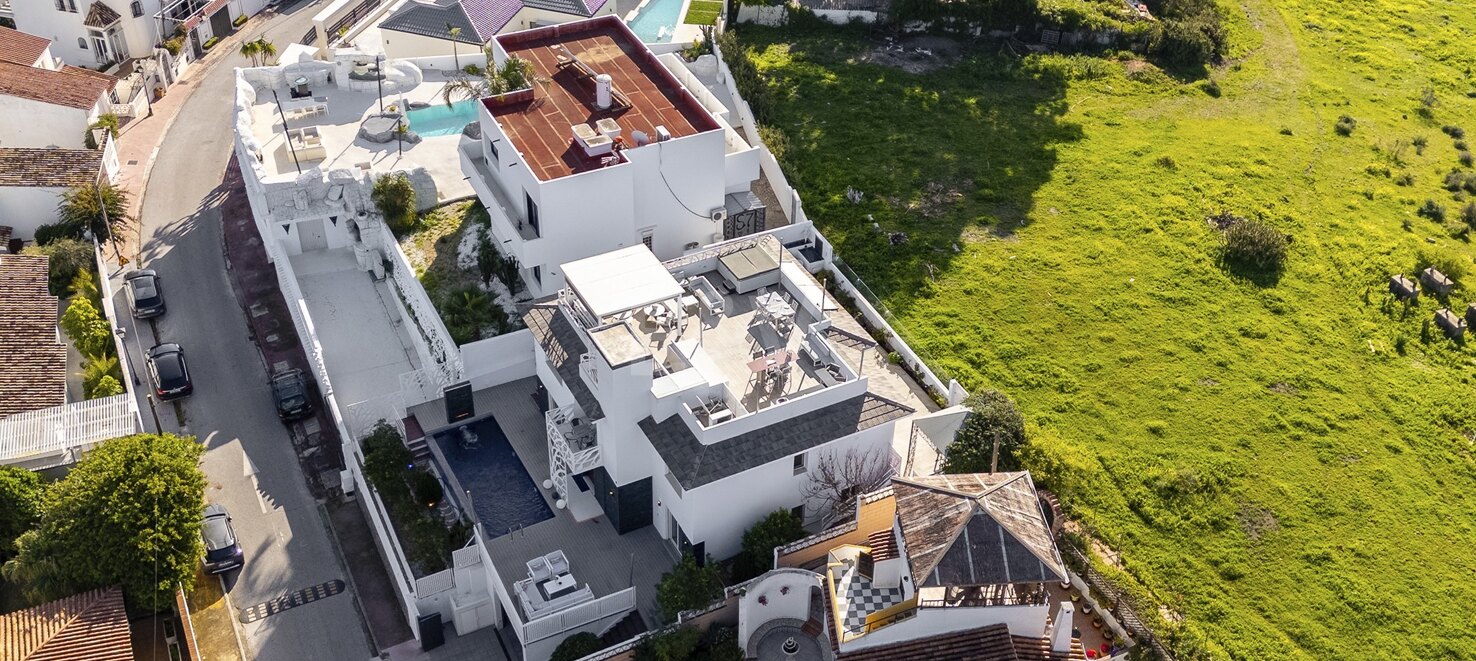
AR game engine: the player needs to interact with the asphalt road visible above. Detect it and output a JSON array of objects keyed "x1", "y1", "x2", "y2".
[{"x1": 110, "y1": 2, "x2": 374, "y2": 659}]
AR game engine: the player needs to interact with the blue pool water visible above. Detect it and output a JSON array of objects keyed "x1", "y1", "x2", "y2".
[
  {"x1": 406, "y1": 100, "x2": 478, "y2": 137},
  {"x1": 434, "y1": 416, "x2": 553, "y2": 538},
  {"x1": 628, "y1": 0, "x2": 684, "y2": 43}
]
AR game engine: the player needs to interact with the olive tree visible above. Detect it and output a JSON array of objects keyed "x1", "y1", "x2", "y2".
[{"x1": 942, "y1": 389, "x2": 1026, "y2": 474}]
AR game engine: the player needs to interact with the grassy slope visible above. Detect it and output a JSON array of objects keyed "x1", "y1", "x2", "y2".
[{"x1": 742, "y1": 1, "x2": 1476, "y2": 658}]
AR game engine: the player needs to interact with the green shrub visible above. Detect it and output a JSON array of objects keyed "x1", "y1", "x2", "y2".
[
  {"x1": 1460, "y1": 151, "x2": 1473, "y2": 167},
  {"x1": 203, "y1": 36, "x2": 219, "y2": 50},
  {"x1": 372, "y1": 173, "x2": 418, "y2": 233},
  {"x1": 462, "y1": 63, "x2": 483, "y2": 76},
  {"x1": 551, "y1": 632, "x2": 605, "y2": 661},
  {"x1": 1463, "y1": 203, "x2": 1476, "y2": 229},
  {"x1": 1395, "y1": 173, "x2": 1415, "y2": 187},
  {"x1": 411, "y1": 470, "x2": 443, "y2": 508},
  {"x1": 1414, "y1": 135, "x2": 1429, "y2": 154},
  {"x1": 1418, "y1": 199, "x2": 1447, "y2": 222},
  {"x1": 0, "y1": 466, "x2": 45, "y2": 562},
  {"x1": 1443, "y1": 125, "x2": 1466, "y2": 139},
  {"x1": 87, "y1": 374, "x2": 124, "y2": 399},
  {"x1": 734, "y1": 509, "x2": 805, "y2": 581},
  {"x1": 1221, "y1": 217, "x2": 1289, "y2": 273},
  {"x1": 1334, "y1": 115, "x2": 1357, "y2": 136},
  {"x1": 1415, "y1": 248, "x2": 1468, "y2": 285},
  {"x1": 697, "y1": 626, "x2": 744, "y2": 661},
  {"x1": 656, "y1": 553, "x2": 723, "y2": 622},
  {"x1": 61, "y1": 297, "x2": 115, "y2": 358},
  {"x1": 439, "y1": 286, "x2": 505, "y2": 345},
  {"x1": 1201, "y1": 78, "x2": 1222, "y2": 97},
  {"x1": 163, "y1": 38, "x2": 182, "y2": 56},
  {"x1": 233, "y1": 13, "x2": 247, "y2": 26},
  {"x1": 23, "y1": 238, "x2": 95, "y2": 296},
  {"x1": 635, "y1": 625, "x2": 702, "y2": 661},
  {"x1": 82, "y1": 114, "x2": 120, "y2": 149},
  {"x1": 944, "y1": 388, "x2": 1027, "y2": 473}
]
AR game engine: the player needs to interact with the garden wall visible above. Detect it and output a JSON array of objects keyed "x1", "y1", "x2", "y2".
[{"x1": 460, "y1": 330, "x2": 536, "y2": 390}]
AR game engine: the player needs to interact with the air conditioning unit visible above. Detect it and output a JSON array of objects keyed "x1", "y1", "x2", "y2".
[{"x1": 709, "y1": 207, "x2": 727, "y2": 223}]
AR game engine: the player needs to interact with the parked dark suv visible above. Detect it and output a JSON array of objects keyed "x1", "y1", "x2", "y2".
[
  {"x1": 270, "y1": 368, "x2": 315, "y2": 421},
  {"x1": 201, "y1": 504, "x2": 244, "y2": 574},
  {"x1": 124, "y1": 270, "x2": 166, "y2": 318},
  {"x1": 146, "y1": 344, "x2": 193, "y2": 400}
]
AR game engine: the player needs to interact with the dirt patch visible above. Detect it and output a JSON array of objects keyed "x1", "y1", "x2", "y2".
[
  {"x1": 885, "y1": 179, "x2": 971, "y2": 219},
  {"x1": 1267, "y1": 382, "x2": 1298, "y2": 395},
  {"x1": 857, "y1": 35, "x2": 964, "y2": 74},
  {"x1": 1237, "y1": 503, "x2": 1280, "y2": 541}
]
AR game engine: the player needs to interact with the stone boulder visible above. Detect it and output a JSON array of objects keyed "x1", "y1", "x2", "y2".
[{"x1": 358, "y1": 113, "x2": 420, "y2": 144}]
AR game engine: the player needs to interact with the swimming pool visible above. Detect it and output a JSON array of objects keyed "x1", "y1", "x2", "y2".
[
  {"x1": 434, "y1": 416, "x2": 553, "y2": 538},
  {"x1": 406, "y1": 100, "x2": 478, "y2": 138},
  {"x1": 627, "y1": 0, "x2": 685, "y2": 43}
]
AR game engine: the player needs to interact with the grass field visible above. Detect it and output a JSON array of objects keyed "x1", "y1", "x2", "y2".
[
  {"x1": 684, "y1": 0, "x2": 723, "y2": 25},
  {"x1": 736, "y1": 1, "x2": 1476, "y2": 658}
]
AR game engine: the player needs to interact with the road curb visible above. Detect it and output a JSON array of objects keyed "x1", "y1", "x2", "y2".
[
  {"x1": 316, "y1": 500, "x2": 383, "y2": 657},
  {"x1": 218, "y1": 575, "x2": 253, "y2": 661}
]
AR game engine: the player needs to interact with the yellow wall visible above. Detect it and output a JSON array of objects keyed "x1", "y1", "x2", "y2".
[{"x1": 778, "y1": 492, "x2": 896, "y2": 568}]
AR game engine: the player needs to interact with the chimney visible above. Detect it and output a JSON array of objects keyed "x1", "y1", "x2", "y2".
[
  {"x1": 1051, "y1": 601, "x2": 1075, "y2": 655},
  {"x1": 595, "y1": 74, "x2": 612, "y2": 110}
]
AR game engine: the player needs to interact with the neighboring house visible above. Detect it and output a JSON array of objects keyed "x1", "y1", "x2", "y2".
[
  {"x1": 732, "y1": 472, "x2": 1091, "y2": 660},
  {"x1": 12, "y1": 0, "x2": 159, "y2": 68},
  {"x1": 0, "y1": 586, "x2": 135, "y2": 661},
  {"x1": 462, "y1": 16, "x2": 764, "y2": 298},
  {"x1": 0, "y1": 26, "x2": 121, "y2": 149},
  {"x1": 0, "y1": 253, "x2": 67, "y2": 419},
  {"x1": 0, "y1": 145, "x2": 118, "y2": 240},
  {"x1": 377, "y1": 0, "x2": 617, "y2": 59}
]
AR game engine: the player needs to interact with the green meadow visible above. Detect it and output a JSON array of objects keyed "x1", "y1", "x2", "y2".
[{"x1": 735, "y1": 1, "x2": 1476, "y2": 658}]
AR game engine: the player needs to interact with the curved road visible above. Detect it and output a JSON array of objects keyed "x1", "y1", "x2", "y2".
[{"x1": 112, "y1": 3, "x2": 374, "y2": 659}]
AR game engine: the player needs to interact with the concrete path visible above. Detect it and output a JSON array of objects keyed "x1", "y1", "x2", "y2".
[{"x1": 107, "y1": 1, "x2": 380, "y2": 659}]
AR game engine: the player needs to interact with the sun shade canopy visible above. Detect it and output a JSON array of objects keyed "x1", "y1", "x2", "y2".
[{"x1": 563, "y1": 245, "x2": 684, "y2": 319}]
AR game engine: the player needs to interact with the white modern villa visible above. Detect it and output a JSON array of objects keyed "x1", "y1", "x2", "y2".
[
  {"x1": 462, "y1": 16, "x2": 767, "y2": 298},
  {"x1": 229, "y1": 14, "x2": 995, "y2": 661}
]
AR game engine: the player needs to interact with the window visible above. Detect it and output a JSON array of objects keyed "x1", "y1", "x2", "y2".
[
  {"x1": 55, "y1": 0, "x2": 65, "y2": 10},
  {"x1": 532, "y1": 265, "x2": 542, "y2": 285},
  {"x1": 524, "y1": 191, "x2": 539, "y2": 235},
  {"x1": 78, "y1": 37, "x2": 88, "y2": 49},
  {"x1": 791, "y1": 504, "x2": 805, "y2": 521},
  {"x1": 130, "y1": 1, "x2": 142, "y2": 16},
  {"x1": 486, "y1": 138, "x2": 498, "y2": 163},
  {"x1": 792, "y1": 453, "x2": 806, "y2": 475},
  {"x1": 67, "y1": 0, "x2": 77, "y2": 11}
]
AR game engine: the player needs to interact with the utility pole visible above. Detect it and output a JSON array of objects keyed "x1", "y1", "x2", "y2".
[
  {"x1": 271, "y1": 89, "x2": 302, "y2": 174},
  {"x1": 990, "y1": 429, "x2": 1000, "y2": 474}
]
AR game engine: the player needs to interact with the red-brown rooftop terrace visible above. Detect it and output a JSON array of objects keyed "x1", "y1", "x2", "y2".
[{"x1": 485, "y1": 16, "x2": 721, "y2": 181}]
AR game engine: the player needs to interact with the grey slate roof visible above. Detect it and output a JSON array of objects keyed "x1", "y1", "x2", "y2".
[
  {"x1": 523, "y1": 304, "x2": 603, "y2": 419},
  {"x1": 520, "y1": 0, "x2": 597, "y2": 18},
  {"x1": 893, "y1": 473, "x2": 1066, "y2": 588},
  {"x1": 642, "y1": 394, "x2": 913, "y2": 490},
  {"x1": 379, "y1": 0, "x2": 484, "y2": 44}
]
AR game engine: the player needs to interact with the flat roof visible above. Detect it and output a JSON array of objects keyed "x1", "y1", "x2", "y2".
[
  {"x1": 486, "y1": 16, "x2": 720, "y2": 181},
  {"x1": 564, "y1": 245, "x2": 683, "y2": 318}
]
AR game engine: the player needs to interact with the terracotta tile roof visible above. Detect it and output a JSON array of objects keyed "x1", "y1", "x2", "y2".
[
  {"x1": 0, "y1": 226, "x2": 11, "y2": 252},
  {"x1": 0, "y1": 254, "x2": 67, "y2": 419},
  {"x1": 893, "y1": 472, "x2": 1066, "y2": 588},
  {"x1": 0, "y1": 60, "x2": 115, "y2": 110},
  {"x1": 0, "y1": 586, "x2": 134, "y2": 661},
  {"x1": 0, "y1": 148, "x2": 104, "y2": 188},
  {"x1": 487, "y1": 17, "x2": 720, "y2": 180},
  {"x1": 83, "y1": 2, "x2": 123, "y2": 28},
  {"x1": 837, "y1": 622, "x2": 1086, "y2": 661},
  {"x1": 0, "y1": 27, "x2": 52, "y2": 66}
]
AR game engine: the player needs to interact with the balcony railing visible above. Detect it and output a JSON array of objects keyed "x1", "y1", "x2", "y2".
[
  {"x1": 464, "y1": 150, "x2": 538, "y2": 241},
  {"x1": 522, "y1": 587, "x2": 635, "y2": 644},
  {"x1": 546, "y1": 405, "x2": 600, "y2": 500}
]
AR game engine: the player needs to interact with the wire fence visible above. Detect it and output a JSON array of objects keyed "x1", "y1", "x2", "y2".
[
  {"x1": 1062, "y1": 545, "x2": 1176, "y2": 661},
  {"x1": 829, "y1": 255, "x2": 958, "y2": 391}
]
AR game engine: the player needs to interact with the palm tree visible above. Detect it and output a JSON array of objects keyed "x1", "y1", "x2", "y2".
[
  {"x1": 55, "y1": 182, "x2": 129, "y2": 245},
  {"x1": 254, "y1": 37, "x2": 277, "y2": 66},
  {"x1": 448, "y1": 25, "x2": 462, "y2": 70},
  {"x1": 239, "y1": 39, "x2": 260, "y2": 66},
  {"x1": 441, "y1": 53, "x2": 536, "y2": 105}
]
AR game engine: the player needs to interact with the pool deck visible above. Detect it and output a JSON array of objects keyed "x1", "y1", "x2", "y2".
[{"x1": 428, "y1": 378, "x2": 679, "y2": 628}]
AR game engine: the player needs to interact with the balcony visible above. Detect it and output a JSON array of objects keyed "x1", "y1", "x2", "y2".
[
  {"x1": 461, "y1": 147, "x2": 542, "y2": 260},
  {"x1": 546, "y1": 405, "x2": 599, "y2": 501}
]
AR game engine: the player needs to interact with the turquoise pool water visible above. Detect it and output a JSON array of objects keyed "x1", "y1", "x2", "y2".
[
  {"x1": 628, "y1": 0, "x2": 683, "y2": 43},
  {"x1": 407, "y1": 100, "x2": 478, "y2": 138}
]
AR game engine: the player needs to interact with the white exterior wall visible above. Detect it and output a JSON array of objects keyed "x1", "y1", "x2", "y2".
[
  {"x1": 380, "y1": 29, "x2": 471, "y2": 60},
  {"x1": 460, "y1": 329, "x2": 537, "y2": 389},
  {"x1": 662, "y1": 422, "x2": 896, "y2": 560},
  {"x1": 0, "y1": 185, "x2": 66, "y2": 240},
  {"x1": 13, "y1": 1, "x2": 163, "y2": 67},
  {"x1": 840, "y1": 603, "x2": 1051, "y2": 653},
  {"x1": 0, "y1": 95, "x2": 91, "y2": 148},
  {"x1": 503, "y1": 3, "x2": 617, "y2": 33}
]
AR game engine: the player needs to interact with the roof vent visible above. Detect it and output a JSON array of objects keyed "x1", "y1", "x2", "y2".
[
  {"x1": 595, "y1": 73, "x2": 613, "y2": 110},
  {"x1": 655, "y1": 125, "x2": 671, "y2": 142}
]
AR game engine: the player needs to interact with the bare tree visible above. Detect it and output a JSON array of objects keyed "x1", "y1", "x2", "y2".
[{"x1": 800, "y1": 445, "x2": 897, "y2": 529}]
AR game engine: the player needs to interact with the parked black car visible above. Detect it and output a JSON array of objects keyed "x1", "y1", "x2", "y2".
[
  {"x1": 124, "y1": 269, "x2": 166, "y2": 318},
  {"x1": 146, "y1": 343, "x2": 193, "y2": 400},
  {"x1": 271, "y1": 368, "x2": 315, "y2": 421},
  {"x1": 201, "y1": 504, "x2": 244, "y2": 574}
]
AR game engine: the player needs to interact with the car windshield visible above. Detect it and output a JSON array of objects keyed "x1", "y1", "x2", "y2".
[
  {"x1": 203, "y1": 517, "x2": 233, "y2": 551},
  {"x1": 280, "y1": 395, "x2": 306, "y2": 409}
]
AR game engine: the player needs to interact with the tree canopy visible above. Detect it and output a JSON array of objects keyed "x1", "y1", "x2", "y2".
[
  {"x1": 55, "y1": 182, "x2": 130, "y2": 244},
  {"x1": 733, "y1": 509, "x2": 805, "y2": 582},
  {"x1": 552, "y1": 631, "x2": 605, "y2": 661},
  {"x1": 656, "y1": 553, "x2": 723, "y2": 622},
  {"x1": 0, "y1": 467, "x2": 45, "y2": 562},
  {"x1": 942, "y1": 388, "x2": 1026, "y2": 474},
  {"x1": 2, "y1": 434, "x2": 205, "y2": 610}
]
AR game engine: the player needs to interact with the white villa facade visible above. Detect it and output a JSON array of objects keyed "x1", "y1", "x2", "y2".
[{"x1": 463, "y1": 17, "x2": 764, "y2": 299}]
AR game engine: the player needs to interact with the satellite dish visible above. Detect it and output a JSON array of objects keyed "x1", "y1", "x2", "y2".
[{"x1": 632, "y1": 130, "x2": 650, "y2": 146}]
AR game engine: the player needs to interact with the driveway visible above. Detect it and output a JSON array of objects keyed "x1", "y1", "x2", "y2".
[{"x1": 110, "y1": 2, "x2": 375, "y2": 659}]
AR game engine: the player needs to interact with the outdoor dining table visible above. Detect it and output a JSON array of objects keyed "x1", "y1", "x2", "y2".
[
  {"x1": 755, "y1": 291, "x2": 794, "y2": 320},
  {"x1": 747, "y1": 349, "x2": 795, "y2": 374}
]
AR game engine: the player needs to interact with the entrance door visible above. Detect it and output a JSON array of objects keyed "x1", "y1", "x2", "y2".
[
  {"x1": 298, "y1": 218, "x2": 329, "y2": 251},
  {"x1": 188, "y1": 30, "x2": 203, "y2": 59},
  {"x1": 209, "y1": 8, "x2": 233, "y2": 40}
]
